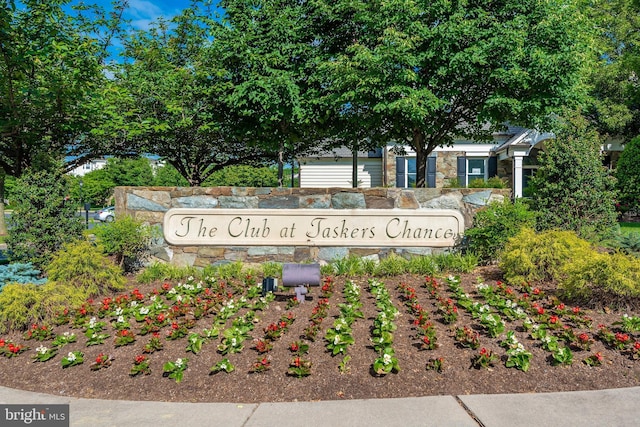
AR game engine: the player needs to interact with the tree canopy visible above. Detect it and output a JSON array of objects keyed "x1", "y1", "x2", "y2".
[{"x1": 313, "y1": 0, "x2": 592, "y2": 187}]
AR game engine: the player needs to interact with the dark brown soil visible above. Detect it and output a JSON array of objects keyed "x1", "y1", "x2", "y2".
[{"x1": 1, "y1": 266, "x2": 639, "y2": 403}]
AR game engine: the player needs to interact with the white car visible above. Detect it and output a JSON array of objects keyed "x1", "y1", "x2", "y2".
[{"x1": 94, "y1": 206, "x2": 115, "y2": 222}]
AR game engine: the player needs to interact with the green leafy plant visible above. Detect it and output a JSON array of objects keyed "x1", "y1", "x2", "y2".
[
  {"x1": 61, "y1": 351, "x2": 84, "y2": 368},
  {"x1": 130, "y1": 355, "x2": 152, "y2": 376},
  {"x1": 464, "y1": 198, "x2": 537, "y2": 264},
  {"x1": 373, "y1": 347, "x2": 400, "y2": 375},
  {"x1": 93, "y1": 215, "x2": 153, "y2": 272},
  {"x1": 210, "y1": 358, "x2": 235, "y2": 374},
  {"x1": 6, "y1": 167, "x2": 84, "y2": 268},
  {"x1": 32, "y1": 345, "x2": 57, "y2": 362},
  {"x1": 472, "y1": 347, "x2": 498, "y2": 369},
  {"x1": 163, "y1": 357, "x2": 188, "y2": 383}
]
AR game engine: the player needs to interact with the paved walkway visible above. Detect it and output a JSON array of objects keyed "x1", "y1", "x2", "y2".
[{"x1": 1, "y1": 385, "x2": 639, "y2": 427}]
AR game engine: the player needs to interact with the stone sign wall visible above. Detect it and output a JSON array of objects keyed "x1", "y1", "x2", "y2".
[{"x1": 114, "y1": 186, "x2": 510, "y2": 267}]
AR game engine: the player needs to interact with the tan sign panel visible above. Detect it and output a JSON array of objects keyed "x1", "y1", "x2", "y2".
[{"x1": 163, "y1": 209, "x2": 464, "y2": 247}]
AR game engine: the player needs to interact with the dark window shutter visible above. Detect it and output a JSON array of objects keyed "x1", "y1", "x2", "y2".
[
  {"x1": 427, "y1": 156, "x2": 437, "y2": 188},
  {"x1": 457, "y1": 156, "x2": 466, "y2": 187},
  {"x1": 488, "y1": 156, "x2": 498, "y2": 178},
  {"x1": 395, "y1": 157, "x2": 406, "y2": 188}
]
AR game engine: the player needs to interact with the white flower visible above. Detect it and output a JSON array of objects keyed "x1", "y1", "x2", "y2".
[
  {"x1": 115, "y1": 307, "x2": 123, "y2": 316},
  {"x1": 150, "y1": 295, "x2": 157, "y2": 302},
  {"x1": 130, "y1": 301, "x2": 138, "y2": 308},
  {"x1": 333, "y1": 335, "x2": 340, "y2": 345},
  {"x1": 139, "y1": 307, "x2": 149, "y2": 315},
  {"x1": 231, "y1": 338, "x2": 237, "y2": 347},
  {"x1": 36, "y1": 345, "x2": 48, "y2": 354},
  {"x1": 88, "y1": 317, "x2": 97, "y2": 328},
  {"x1": 63, "y1": 331, "x2": 72, "y2": 338},
  {"x1": 175, "y1": 358, "x2": 183, "y2": 368},
  {"x1": 117, "y1": 315, "x2": 125, "y2": 323},
  {"x1": 219, "y1": 362, "x2": 227, "y2": 370},
  {"x1": 67, "y1": 352, "x2": 76, "y2": 362},
  {"x1": 383, "y1": 353, "x2": 392, "y2": 365}
]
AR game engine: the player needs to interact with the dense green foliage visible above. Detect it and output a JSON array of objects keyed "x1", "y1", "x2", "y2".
[
  {"x1": 529, "y1": 114, "x2": 618, "y2": 241},
  {"x1": 615, "y1": 136, "x2": 640, "y2": 215},
  {"x1": 499, "y1": 228, "x2": 594, "y2": 284},
  {"x1": 6, "y1": 168, "x2": 84, "y2": 268},
  {"x1": 46, "y1": 240, "x2": 126, "y2": 295},
  {"x1": 93, "y1": 216, "x2": 153, "y2": 272},
  {"x1": 560, "y1": 251, "x2": 640, "y2": 307},
  {"x1": 315, "y1": 0, "x2": 590, "y2": 187},
  {"x1": 464, "y1": 199, "x2": 537, "y2": 264},
  {"x1": 203, "y1": 165, "x2": 279, "y2": 187}
]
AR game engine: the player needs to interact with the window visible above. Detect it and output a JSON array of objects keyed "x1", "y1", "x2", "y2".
[
  {"x1": 467, "y1": 158, "x2": 486, "y2": 184},
  {"x1": 396, "y1": 157, "x2": 417, "y2": 188}
]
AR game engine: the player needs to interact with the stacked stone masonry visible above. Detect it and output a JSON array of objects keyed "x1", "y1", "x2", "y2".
[{"x1": 114, "y1": 187, "x2": 511, "y2": 268}]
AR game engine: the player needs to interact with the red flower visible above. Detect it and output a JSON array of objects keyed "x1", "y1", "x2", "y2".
[
  {"x1": 578, "y1": 333, "x2": 590, "y2": 343},
  {"x1": 634, "y1": 342, "x2": 640, "y2": 351},
  {"x1": 572, "y1": 307, "x2": 581, "y2": 314},
  {"x1": 171, "y1": 322, "x2": 179, "y2": 330},
  {"x1": 549, "y1": 315, "x2": 559, "y2": 324},
  {"x1": 615, "y1": 332, "x2": 630, "y2": 343},
  {"x1": 423, "y1": 336, "x2": 430, "y2": 345},
  {"x1": 135, "y1": 355, "x2": 147, "y2": 364},
  {"x1": 293, "y1": 357, "x2": 301, "y2": 368},
  {"x1": 0, "y1": 339, "x2": 5, "y2": 347},
  {"x1": 557, "y1": 303, "x2": 565, "y2": 310},
  {"x1": 479, "y1": 347, "x2": 489, "y2": 356},
  {"x1": 537, "y1": 306, "x2": 545, "y2": 315},
  {"x1": 162, "y1": 283, "x2": 170, "y2": 291},
  {"x1": 96, "y1": 354, "x2": 104, "y2": 364},
  {"x1": 290, "y1": 343, "x2": 299, "y2": 352},
  {"x1": 595, "y1": 352, "x2": 603, "y2": 361},
  {"x1": 157, "y1": 314, "x2": 165, "y2": 323},
  {"x1": 533, "y1": 288, "x2": 541, "y2": 295}
]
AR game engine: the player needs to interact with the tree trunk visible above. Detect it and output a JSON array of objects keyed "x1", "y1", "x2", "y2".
[
  {"x1": 413, "y1": 129, "x2": 427, "y2": 188},
  {"x1": 277, "y1": 140, "x2": 284, "y2": 187},
  {"x1": 352, "y1": 141, "x2": 358, "y2": 188},
  {"x1": 0, "y1": 170, "x2": 7, "y2": 236}
]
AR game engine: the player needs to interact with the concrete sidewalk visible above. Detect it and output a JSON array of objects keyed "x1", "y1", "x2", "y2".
[{"x1": 1, "y1": 385, "x2": 639, "y2": 427}]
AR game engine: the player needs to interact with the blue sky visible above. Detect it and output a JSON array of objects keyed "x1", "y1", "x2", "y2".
[{"x1": 85, "y1": 0, "x2": 201, "y2": 30}]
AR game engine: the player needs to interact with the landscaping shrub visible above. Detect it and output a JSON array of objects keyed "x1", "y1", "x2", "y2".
[
  {"x1": 613, "y1": 231, "x2": 640, "y2": 257},
  {"x1": 499, "y1": 228, "x2": 594, "y2": 285},
  {"x1": 6, "y1": 167, "x2": 84, "y2": 268},
  {"x1": 560, "y1": 251, "x2": 640, "y2": 309},
  {"x1": 46, "y1": 240, "x2": 126, "y2": 295},
  {"x1": 528, "y1": 113, "x2": 618, "y2": 241},
  {"x1": 615, "y1": 135, "x2": 640, "y2": 216},
  {"x1": 0, "y1": 283, "x2": 43, "y2": 332},
  {"x1": 375, "y1": 253, "x2": 409, "y2": 276},
  {"x1": 0, "y1": 263, "x2": 47, "y2": 292},
  {"x1": 93, "y1": 215, "x2": 153, "y2": 272},
  {"x1": 463, "y1": 198, "x2": 537, "y2": 264}
]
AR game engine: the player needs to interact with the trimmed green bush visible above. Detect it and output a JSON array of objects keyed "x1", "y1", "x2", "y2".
[
  {"x1": 93, "y1": 215, "x2": 153, "y2": 272},
  {"x1": 6, "y1": 167, "x2": 84, "y2": 268},
  {"x1": 0, "y1": 283, "x2": 43, "y2": 332},
  {"x1": 464, "y1": 198, "x2": 537, "y2": 264},
  {"x1": 560, "y1": 252, "x2": 640, "y2": 308},
  {"x1": 615, "y1": 136, "x2": 640, "y2": 216},
  {"x1": 46, "y1": 240, "x2": 126, "y2": 295},
  {"x1": 499, "y1": 228, "x2": 594, "y2": 285}
]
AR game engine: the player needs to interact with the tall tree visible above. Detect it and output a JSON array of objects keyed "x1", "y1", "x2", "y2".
[
  {"x1": 316, "y1": 0, "x2": 592, "y2": 187},
  {"x1": 96, "y1": 5, "x2": 273, "y2": 186},
  {"x1": 213, "y1": 0, "x2": 323, "y2": 186},
  {"x1": 585, "y1": 0, "x2": 640, "y2": 138},
  {"x1": 0, "y1": 0, "x2": 123, "y2": 234}
]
